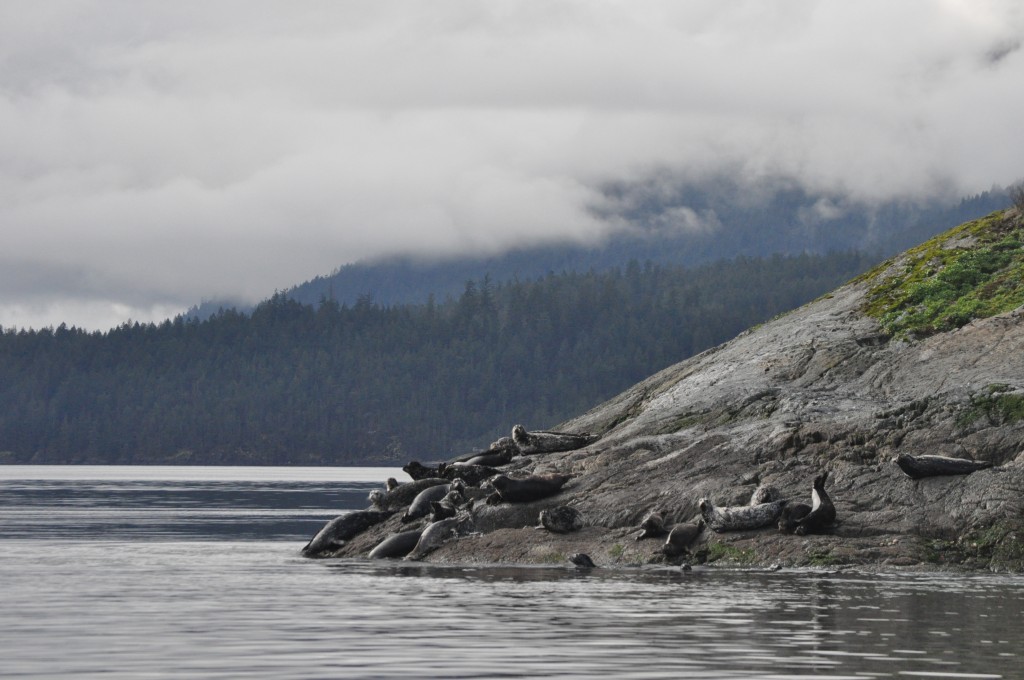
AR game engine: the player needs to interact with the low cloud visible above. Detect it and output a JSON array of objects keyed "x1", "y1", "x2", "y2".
[{"x1": 2, "y1": 1, "x2": 1023, "y2": 329}]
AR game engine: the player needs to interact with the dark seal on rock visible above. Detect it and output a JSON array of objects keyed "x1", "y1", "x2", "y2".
[
  {"x1": 402, "y1": 482, "x2": 463, "y2": 523},
  {"x1": 301, "y1": 509, "x2": 395, "y2": 557},
  {"x1": 699, "y1": 497, "x2": 787, "y2": 532},
  {"x1": 777, "y1": 503, "x2": 811, "y2": 533},
  {"x1": 635, "y1": 510, "x2": 667, "y2": 540},
  {"x1": 451, "y1": 448, "x2": 514, "y2": 469},
  {"x1": 895, "y1": 453, "x2": 994, "y2": 479},
  {"x1": 569, "y1": 553, "x2": 597, "y2": 569},
  {"x1": 369, "y1": 477, "x2": 448, "y2": 512},
  {"x1": 490, "y1": 473, "x2": 571, "y2": 503},
  {"x1": 405, "y1": 515, "x2": 473, "y2": 561},
  {"x1": 437, "y1": 463, "x2": 501, "y2": 486},
  {"x1": 662, "y1": 519, "x2": 705, "y2": 557},
  {"x1": 403, "y1": 461, "x2": 442, "y2": 481},
  {"x1": 511, "y1": 424, "x2": 600, "y2": 455},
  {"x1": 537, "y1": 506, "x2": 584, "y2": 533},
  {"x1": 791, "y1": 472, "x2": 836, "y2": 536},
  {"x1": 368, "y1": 528, "x2": 425, "y2": 559}
]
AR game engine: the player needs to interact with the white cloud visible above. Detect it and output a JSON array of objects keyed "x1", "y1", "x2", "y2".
[{"x1": 2, "y1": 1, "x2": 1023, "y2": 329}]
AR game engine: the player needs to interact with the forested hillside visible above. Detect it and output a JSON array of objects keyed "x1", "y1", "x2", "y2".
[
  {"x1": 188, "y1": 186, "x2": 1010, "y2": 318},
  {"x1": 2, "y1": 252, "x2": 875, "y2": 465}
]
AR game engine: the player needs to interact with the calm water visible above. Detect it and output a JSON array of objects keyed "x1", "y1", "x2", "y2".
[{"x1": 1, "y1": 466, "x2": 1021, "y2": 679}]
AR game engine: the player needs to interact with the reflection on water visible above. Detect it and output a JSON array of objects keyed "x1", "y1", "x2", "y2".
[{"x1": 0, "y1": 466, "x2": 1021, "y2": 679}]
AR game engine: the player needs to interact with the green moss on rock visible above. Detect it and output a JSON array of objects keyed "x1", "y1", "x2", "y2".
[{"x1": 862, "y1": 210, "x2": 1024, "y2": 339}]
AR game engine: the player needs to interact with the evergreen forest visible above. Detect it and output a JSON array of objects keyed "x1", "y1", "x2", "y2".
[{"x1": 1, "y1": 252, "x2": 877, "y2": 466}]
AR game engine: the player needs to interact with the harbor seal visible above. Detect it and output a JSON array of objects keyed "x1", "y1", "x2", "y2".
[
  {"x1": 385, "y1": 478, "x2": 401, "y2": 492},
  {"x1": 895, "y1": 453, "x2": 994, "y2": 479},
  {"x1": 511, "y1": 425, "x2": 600, "y2": 455},
  {"x1": 403, "y1": 461, "x2": 442, "y2": 481},
  {"x1": 699, "y1": 497, "x2": 787, "y2": 533},
  {"x1": 635, "y1": 510, "x2": 668, "y2": 540},
  {"x1": 437, "y1": 463, "x2": 501, "y2": 487},
  {"x1": 662, "y1": 519, "x2": 705, "y2": 557},
  {"x1": 405, "y1": 515, "x2": 473, "y2": 561},
  {"x1": 749, "y1": 484, "x2": 780, "y2": 505},
  {"x1": 792, "y1": 472, "x2": 836, "y2": 536},
  {"x1": 301, "y1": 509, "x2": 394, "y2": 557},
  {"x1": 429, "y1": 489, "x2": 464, "y2": 521},
  {"x1": 369, "y1": 477, "x2": 447, "y2": 512},
  {"x1": 452, "y1": 448, "x2": 515, "y2": 468},
  {"x1": 489, "y1": 473, "x2": 571, "y2": 503},
  {"x1": 368, "y1": 528, "x2": 425, "y2": 559},
  {"x1": 537, "y1": 506, "x2": 584, "y2": 533},
  {"x1": 569, "y1": 553, "x2": 597, "y2": 569},
  {"x1": 777, "y1": 503, "x2": 811, "y2": 533},
  {"x1": 402, "y1": 482, "x2": 463, "y2": 523}
]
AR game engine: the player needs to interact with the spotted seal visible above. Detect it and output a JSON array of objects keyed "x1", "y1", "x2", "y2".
[
  {"x1": 511, "y1": 425, "x2": 600, "y2": 455},
  {"x1": 405, "y1": 515, "x2": 473, "y2": 561},
  {"x1": 488, "y1": 473, "x2": 571, "y2": 504},
  {"x1": 537, "y1": 506, "x2": 584, "y2": 533},
  {"x1": 791, "y1": 472, "x2": 836, "y2": 536},
  {"x1": 634, "y1": 510, "x2": 667, "y2": 541},
  {"x1": 749, "y1": 484, "x2": 780, "y2": 505},
  {"x1": 662, "y1": 519, "x2": 705, "y2": 557},
  {"x1": 699, "y1": 497, "x2": 787, "y2": 532},
  {"x1": 895, "y1": 453, "x2": 994, "y2": 479},
  {"x1": 368, "y1": 528, "x2": 425, "y2": 559},
  {"x1": 436, "y1": 463, "x2": 501, "y2": 486},
  {"x1": 428, "y1": 489, "x2": 464, "y2": 521},
  {"x1": 301, "y1": 509, "x2": 394, "y2": 557}
]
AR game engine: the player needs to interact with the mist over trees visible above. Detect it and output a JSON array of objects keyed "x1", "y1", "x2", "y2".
[{"x1": 1, "y1": 252, "x2": 876, "y2": 466}]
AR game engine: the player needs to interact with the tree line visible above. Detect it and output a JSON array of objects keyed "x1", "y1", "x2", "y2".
[{"x1": 0, "y1": 252, "x2": 876, "y2": 466}]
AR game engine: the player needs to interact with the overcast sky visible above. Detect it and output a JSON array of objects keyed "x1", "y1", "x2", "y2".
[{"x1": 2, "y1": 1, "x2": 1023, "y2": 330}]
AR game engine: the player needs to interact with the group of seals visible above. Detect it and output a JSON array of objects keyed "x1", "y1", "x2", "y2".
[{"x1": 303, "y1": 424, "x2": 598, "y2": 564}]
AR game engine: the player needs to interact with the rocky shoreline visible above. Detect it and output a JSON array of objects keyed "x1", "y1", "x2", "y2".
[{"x1": 308, "y1": 209, "x2": 1024, "y2": 572}]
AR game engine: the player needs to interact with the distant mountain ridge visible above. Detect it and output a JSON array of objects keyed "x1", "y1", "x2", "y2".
[{"x1": 186, "y1": 185, "x2": 1012, "y2": 320}]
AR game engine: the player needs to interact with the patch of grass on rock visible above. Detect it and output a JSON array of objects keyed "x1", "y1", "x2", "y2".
[{"x1": 861, "y1": 210, "x2": 1024, "y2": 339}]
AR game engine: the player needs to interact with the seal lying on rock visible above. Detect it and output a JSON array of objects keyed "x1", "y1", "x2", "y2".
[
  {"x1": 662, "y1": 519, "x2": 705, "y2": 557},
  {"x1": 450, "y1": 448, "x2": 514, "y2": 469},
  {"x1": 791, "y1": 472, "x2": 836, "y2": 536},
  {"x1": 402, "y1": 481, "x2": 464, "y2": 523},
  {"x1": 301, "y1": 510, "x2": 395, "y2": 557},
  {"x1": 749, "y1": 484, "x2": 780, "y2": 505},
  {"x1": 635, "y1": 510, "x2": 667, "y2": 540},
  {"x1": 405, "y1": 515, "x2": 473, "y2": 561},
  {"x1": 429, "y1": 490, "x2": 465, "y2": 521},
  {"x1": 777, "y1": 503, "x2": 811, "y2": 533},
  {"x1": 369, "y1": 477, "x2": 448, "y2": 512},
  {"x1": 437, "y1": 463, "x2": 502, "y2": 486},
  {"x1": 895, "y1": 453, "x2": 994, "y2": 479},
  {"x1": 537, "y1": 506, "x2": 584, "y2": 533},
  {"x1": 403, "y1": 461, "x2": 442, "y2": 481},
  {"x1": 368, "y1": 528, "x2": 425, "y2": 559},
  {"x1": 511, "y1": 424, "x2": 600, "y2": 455},
  {"x1": 488, "y1": 473, "x2": 571, "y2": 503},
  {"x1": 699, "y1": 497, "x2": 787, "y2": 533}
]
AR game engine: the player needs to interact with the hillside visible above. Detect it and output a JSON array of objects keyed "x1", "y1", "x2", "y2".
[
  {"x1": 187, "y1": 187, "x2": 1010, "y2": 317},
  {"x1": 333, "y1": 208, "x2": 1024, "y2": 571},
  {"x1": 0, "y1": 252, "x2": 874, "y2": 465}
]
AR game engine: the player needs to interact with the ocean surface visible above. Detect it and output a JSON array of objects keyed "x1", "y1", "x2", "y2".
[{"x1": 1, "y1": 465, "x2": 1021, "y2": 679}]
